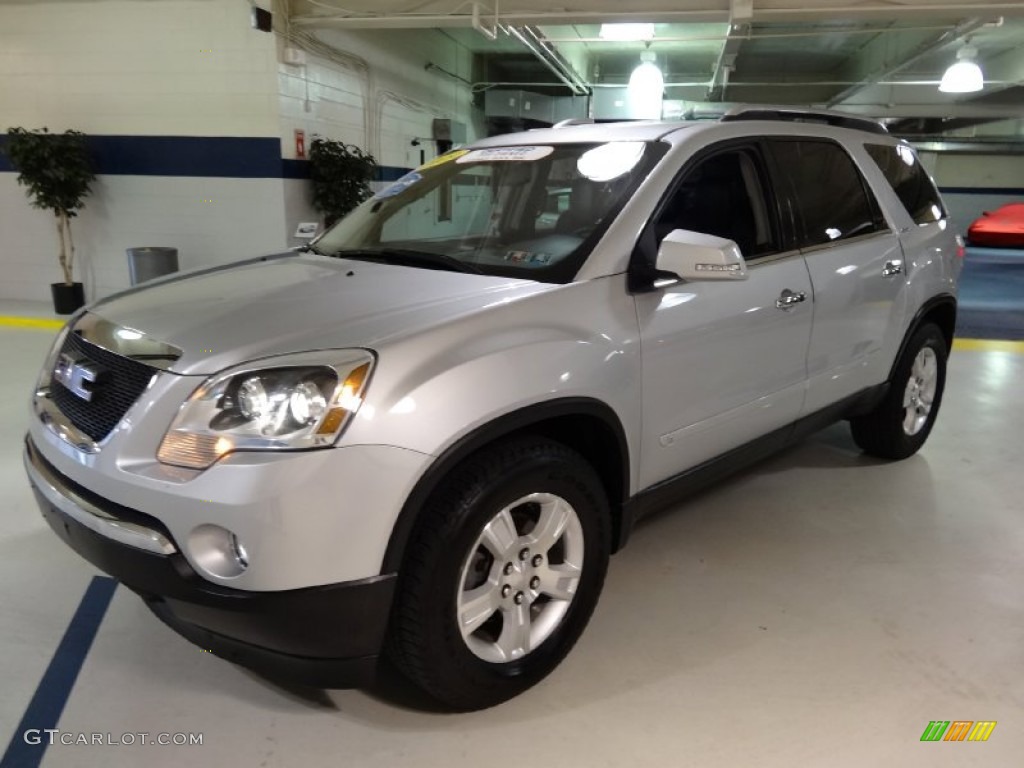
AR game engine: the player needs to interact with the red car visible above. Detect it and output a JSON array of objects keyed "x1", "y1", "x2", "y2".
[{"x1": 967, "y1": 202, "x2": 1024, "y2": 247}]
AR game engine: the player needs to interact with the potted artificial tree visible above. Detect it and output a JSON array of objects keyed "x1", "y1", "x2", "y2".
[
  {"x1": 308, "y1": 137, "x2": 377, "y2": 227},
  {"x1": 3, "y1": 127, "x2": 96, "y2": 314}
]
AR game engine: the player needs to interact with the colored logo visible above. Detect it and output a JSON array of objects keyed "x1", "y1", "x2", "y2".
[{"x1": 920, "y1": 721, "x2": 996, "y2": 742}]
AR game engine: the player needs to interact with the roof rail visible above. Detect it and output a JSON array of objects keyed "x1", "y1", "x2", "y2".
[
  {"x1": 720, "y1": 106, "x2": 888, "y2": 135},
  {"x1": 553, "y1": 118, "x2": 595, "y2": 128}
]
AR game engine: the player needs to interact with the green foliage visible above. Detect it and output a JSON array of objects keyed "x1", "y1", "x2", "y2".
[
  {"x1": 3, "y1": 127, "x2": 96, "y2": 285},
  {"x1": 308, "y1": 137, "x2": 376, "y2": 225},
  {"x1": 3, "y1": 127, "x2": 95, "y2": 218}
]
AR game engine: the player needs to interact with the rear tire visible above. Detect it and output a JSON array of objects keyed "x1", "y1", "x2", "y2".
[
  {"x1": 386, "y1": 437, "x2": 610, "y2": 711},
  {"x1": 850, "y1": 323, "x2": 947, "y2": 459}
]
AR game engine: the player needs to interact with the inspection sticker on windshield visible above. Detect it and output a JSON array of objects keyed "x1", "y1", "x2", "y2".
[
  {"x1": 374, "y1": 171, "x2": 422, "y2": 199},
  {"x1": 457, "y1": 146, "x2": 553, "y2": 163},
  {"x1": 417, "y1": 150, "x2": 469, "y2": 171}
]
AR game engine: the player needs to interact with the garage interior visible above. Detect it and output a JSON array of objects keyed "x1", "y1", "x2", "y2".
[{"x1": 1, "y1": 0, "x2": 1022, "y2": 766}]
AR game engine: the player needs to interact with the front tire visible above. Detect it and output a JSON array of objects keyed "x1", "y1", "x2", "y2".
[
  {"x1": 850, "y1": 322, "x2": 948, "y2": 459},
  {"x1": 386, "y1": 437, "x2": 611, "y2": 710}
]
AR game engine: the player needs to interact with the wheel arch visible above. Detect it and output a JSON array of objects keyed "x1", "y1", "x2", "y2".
[
  {"x1": 890, "y1": 294, "x2": 957, "y2": 380},
  {"x1": 380, "y1": 398, "x2": 631, "y2": 574}
]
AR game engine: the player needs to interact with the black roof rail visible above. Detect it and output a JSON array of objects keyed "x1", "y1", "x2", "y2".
[{"x1": 720, "y1": 106, "x2": 888, "y2": 135}]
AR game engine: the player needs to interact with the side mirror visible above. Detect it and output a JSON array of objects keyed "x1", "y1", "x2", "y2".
[{"x1": 655, "y1": 229, "x2": 748, "y2": 282}]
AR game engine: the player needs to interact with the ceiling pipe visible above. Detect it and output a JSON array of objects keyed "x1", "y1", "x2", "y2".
[
  {"x1": 542, "y1": 22, "x2": 1004, "y2": 45},
  {"x1": 471, "y1": 1, "x2": 498, "y2": 41},
  {"x1": 708, "y1": 0, "x2": 753, "y2": 102},
  {"x1": 502, "y1": 25, "x2": 590, "y2": 95},
  {"x1": 470, "y1": 78, "x2": 1015, "y2": 92},
  {"x1": 292, "y1": 5, "x2": 1024, "y2": 28}
]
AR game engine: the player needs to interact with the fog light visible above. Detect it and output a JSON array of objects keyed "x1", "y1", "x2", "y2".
[{"x1": 188, "y1": 524, "x2": 250, "y2": 578}]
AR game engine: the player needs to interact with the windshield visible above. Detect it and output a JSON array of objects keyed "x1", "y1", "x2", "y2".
[{"x1": 310, "y1": 141, "x2": 665, "y2": 282}]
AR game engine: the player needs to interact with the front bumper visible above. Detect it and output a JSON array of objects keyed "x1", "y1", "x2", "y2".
[{"x1": 25, "y1": 438, "x2": 395, "y2": 687}]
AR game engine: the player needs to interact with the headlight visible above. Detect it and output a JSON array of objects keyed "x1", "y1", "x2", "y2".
[{"x1": 157, "y1": 350, "x2": 374, "y2": 469}]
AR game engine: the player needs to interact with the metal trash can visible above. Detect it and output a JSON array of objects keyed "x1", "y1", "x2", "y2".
[{"x1": 127, "y1": 247, "x2": 179, "y2": 285}]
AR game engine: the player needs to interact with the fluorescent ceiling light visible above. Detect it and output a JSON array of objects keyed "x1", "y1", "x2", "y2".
[
  {"x1": 939, "y1": 45, "x2": 984, "y2": 93},
  {"x1": 599, "y1": 23, "x2": 655, "y2": 42}
]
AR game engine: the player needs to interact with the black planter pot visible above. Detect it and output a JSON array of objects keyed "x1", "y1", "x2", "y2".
[{"x1": 51, "y1": 282, "x2": 85, "y2": 315}]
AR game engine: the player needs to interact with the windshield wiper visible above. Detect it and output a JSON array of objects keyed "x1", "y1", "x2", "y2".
[
  {"x1": 291, "y1": 242, "x2": 326, "y2": 256},
  {"x1": 333, "y1": 248, "x2": 484, "y2": 275}
]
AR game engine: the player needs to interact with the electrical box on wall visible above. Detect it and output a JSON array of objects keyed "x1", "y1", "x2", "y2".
[
  {"x1": 283, "y1": 47, "x2": 306, "y2": 66},
  {"x1": 432, "y1": 119, "x2": 467, "y2": 145},
  {"x1": 250, "y1": 6, "x2": 272, "y2": 32}
]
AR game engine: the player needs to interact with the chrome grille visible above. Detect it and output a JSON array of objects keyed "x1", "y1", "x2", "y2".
[{"x1": 49, "y1": 331, "x2": 157, "y2": 442}]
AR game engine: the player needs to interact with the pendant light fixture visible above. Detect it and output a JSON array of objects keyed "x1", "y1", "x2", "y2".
[
  {"x1": 939, "y1": 44, "x2": 984, "y2": 93},
  {"x1": 627, "y1": 50, "x2": 664, "y2": 120}
]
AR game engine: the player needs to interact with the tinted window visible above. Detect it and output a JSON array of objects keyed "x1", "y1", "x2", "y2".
[
  {"x1": 865, "y1": 143, "x2": 945, "y2": 225},
  {"x1": 655, "y1": 149, "x2": 778, "y2": 259},
  {"x1": 769, "y1": 139, "x2": 883, "y2": 248}
]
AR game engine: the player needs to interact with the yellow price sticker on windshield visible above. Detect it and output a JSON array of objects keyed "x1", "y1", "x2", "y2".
[{"x1": 417, "y1": 150, "x2": 469, "y2": 171}]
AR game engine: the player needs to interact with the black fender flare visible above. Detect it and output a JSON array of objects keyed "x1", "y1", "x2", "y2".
[
  {"x1": 379, "y1": 397, "x2": 631, "y2": 574},
  {"x1": 888, "y1": 293, "x2": 957, "y2": 381}
]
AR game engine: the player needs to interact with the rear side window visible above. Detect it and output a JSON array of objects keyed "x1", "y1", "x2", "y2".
[
  {"x1": 768, "y1": 139, "x2": 884, "y2": 248},
  {"x1": 865, "y1": 143, "x2": 945, "y2": 225}
]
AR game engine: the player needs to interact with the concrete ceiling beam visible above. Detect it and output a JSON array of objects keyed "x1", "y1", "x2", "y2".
[{"x1": 707, "y1": 0, "x2": 753, "y2": 101}]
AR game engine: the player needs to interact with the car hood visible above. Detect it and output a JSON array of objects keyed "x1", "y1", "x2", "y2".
[{"x1": 88, "y1": 254, "x2": 556, "y2": 375}]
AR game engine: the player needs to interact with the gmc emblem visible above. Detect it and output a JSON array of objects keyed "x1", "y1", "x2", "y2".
[{"x1": 53, "y1": 353, "x2": 101, "y2": 402}]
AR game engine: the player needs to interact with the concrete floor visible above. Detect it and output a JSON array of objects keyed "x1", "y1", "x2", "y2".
[{"x1": 1, "y1": 305, "x2": 1022, "y2": 767}]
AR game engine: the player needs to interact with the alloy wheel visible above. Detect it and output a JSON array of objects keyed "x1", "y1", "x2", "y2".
[{"x1": 456, "y1": 492, "x2": 585, "y2": 664}]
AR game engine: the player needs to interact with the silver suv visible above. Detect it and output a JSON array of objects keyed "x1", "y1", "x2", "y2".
[{"x1": 24, "y1": 108, "x2": 961, "y2": 710}]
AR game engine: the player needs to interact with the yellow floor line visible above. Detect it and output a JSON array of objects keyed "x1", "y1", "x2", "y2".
[
  {"x1": 953, "y1": 338, "x2": 1024, "y2": 354},
  {"x1": 0, "y1": 315, "x2": 65, "y2": 331}
]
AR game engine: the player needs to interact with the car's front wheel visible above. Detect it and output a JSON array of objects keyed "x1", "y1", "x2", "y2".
[{"x1": 387, "y1": 437, "x2": 610, "y2": 710}]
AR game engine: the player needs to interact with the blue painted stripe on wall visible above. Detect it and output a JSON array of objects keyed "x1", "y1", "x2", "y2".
[
  {"x1": 0, "y1": 135, "x2": 283, "y2": 178},
  {"x1": 282, "y1": 159, "x2": 411, "y2": 182},
  {"x1": 1, "y1": 134, "x2": 411, "y2": 181}
]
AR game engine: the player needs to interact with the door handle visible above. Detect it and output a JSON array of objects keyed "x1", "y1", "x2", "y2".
[
  {"x1": 882, "y1": 260, "x2": 904, "y2": 277},
  {"x1": 776, "y1": 289, "x2": 807, "y2": 310}
]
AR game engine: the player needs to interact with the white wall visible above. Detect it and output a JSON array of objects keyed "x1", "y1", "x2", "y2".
[
  {"x1": 276, "y1": 27, "x2": 481, "y2": 243},
  {"x1": 278, "y1": 28, "x2": 477, "y2": 165},
  {"x1": 0, "y1": 176, "x2": 287, "y2": 303},
  {"x1": 0, "y1": 0, "x2": 285, "y2": 302},
  {"x1": 928, "y1": 153, "x2": 1024, "y2": 236},
  {"x1": 0, "y1": 0, "x2": 280, "y2": 137},
  {"x1": 1, "y1": 2, "x2": 481, "y2": 302}
]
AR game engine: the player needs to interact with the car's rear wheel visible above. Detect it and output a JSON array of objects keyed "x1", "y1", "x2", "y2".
[
  {"x1": 850, "y1": 322, "x2": 947, "y2": 459},
  {"x1": 386, "y1": 437, "x2": 610, "y2": 711}
]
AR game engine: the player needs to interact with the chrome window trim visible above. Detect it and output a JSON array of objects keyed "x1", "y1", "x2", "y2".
[
  {"x1": 746, "y1": 248, "x2": 803, "y2": 268},
  {"x1": 797, "y1": 229, "x2": 895, "y2": 257},
  {"x1": 24, "y1": 442, "x2": 177, "y2": 556}
]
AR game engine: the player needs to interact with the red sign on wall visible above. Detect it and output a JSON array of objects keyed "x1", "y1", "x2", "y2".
[{"x1": 295, "y1": 129, "x2": 306, "y2": 159}]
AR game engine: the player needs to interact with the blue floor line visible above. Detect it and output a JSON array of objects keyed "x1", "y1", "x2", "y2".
[{"x1": 1, "y1": 577, "x2": 117, "y2": 768}]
